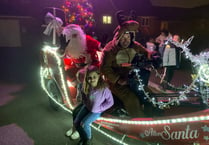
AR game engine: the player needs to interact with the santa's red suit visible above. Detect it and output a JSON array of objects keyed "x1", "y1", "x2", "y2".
[
  {"x1": 64, "y1": 35, "x2": 101, "y2": 68},
  {"x1": 60, "y1": 24, "x2": 101, "y2": 82}
]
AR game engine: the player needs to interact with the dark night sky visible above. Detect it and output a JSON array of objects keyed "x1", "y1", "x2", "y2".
[{"x1": 0, "y1": 0, "x2": 209, "y2": 18}]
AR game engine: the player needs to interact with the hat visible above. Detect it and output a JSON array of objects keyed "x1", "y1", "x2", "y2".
[
  {"x1": 62, "y1": 24, "x2": 85, "y2": 42},
  {"x1": 113, "y1": 20, "x2": 139, "y2": 42},
  {"x1": 113, "y1": 10, "x2": 139, "y2": 41}
]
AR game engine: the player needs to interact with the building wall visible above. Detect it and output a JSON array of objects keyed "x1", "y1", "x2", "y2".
[
  {"x1": 0, "y1": 16, "x2": 41, "y2": 82},
  {"x1": 0, "y1": 18, "x2": 21, "y2": 47},
  {"x1": 138, "y1": 16, "x2": 161, "y2": 37}
]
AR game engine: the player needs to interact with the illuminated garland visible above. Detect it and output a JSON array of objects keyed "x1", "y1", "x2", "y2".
[
  {"x1": 130, "y1": 68, "x2": 201, "y2": 109},
  {"x1": 156, "y1": 36, "x2": 209, "y2": 85},
  {"x1": 168, "y1": 36, "x2": 209, "y2": 67},
  {"x1": 40, "y1": 45, "x2": 74, "y2": 110},
  {"x1": 40, "y1": 44, "x2": 209, "y2": 145},
  {"x1": 98, "y1": 115, "x2": 209, "y2": 125},
  {"x1": 198, "y1": 64, "x2": 209, "y2": 84},
  {"x1": 168, "y1": 36, "x2": 209, "y2": 105},
  {"x1": 130, "y1": 36, "x2": 209, "y2": 108}
]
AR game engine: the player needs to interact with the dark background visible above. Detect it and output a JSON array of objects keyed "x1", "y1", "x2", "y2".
[{"x1": 0, "y1": 0, "x2": 208, "y2": 83}]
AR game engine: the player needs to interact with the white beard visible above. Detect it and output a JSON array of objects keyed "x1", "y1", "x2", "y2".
[{"x1": 65, "y1": 35, "x2": 86, "y2": 58}]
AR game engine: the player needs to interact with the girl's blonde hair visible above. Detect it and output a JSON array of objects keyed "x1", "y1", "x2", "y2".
[{"x1": 83, "y1": 65, "x2": 107, "y2": 95}]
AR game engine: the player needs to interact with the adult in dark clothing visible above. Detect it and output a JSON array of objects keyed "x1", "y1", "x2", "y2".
[{"x1": 160, "y1": 34, "x2": 181, "y2": 90}]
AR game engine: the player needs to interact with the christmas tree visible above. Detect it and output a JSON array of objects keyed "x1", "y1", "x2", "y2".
[{"x1": 62, "y1": 0, "x2": 95, "y2": 33}]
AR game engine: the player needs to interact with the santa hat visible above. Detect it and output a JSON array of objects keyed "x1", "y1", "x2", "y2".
[{"x1": 62, "y1": 24, "x2": 85, "y2": 42}]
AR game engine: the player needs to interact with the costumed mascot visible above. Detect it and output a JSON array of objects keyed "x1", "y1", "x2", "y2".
[{"x1": 100, "y1": 11, "x2": 156, "y2": 118}]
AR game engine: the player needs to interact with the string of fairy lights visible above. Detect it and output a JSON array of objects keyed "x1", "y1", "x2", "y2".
[
  {"x1": 166, "y1": 36, "x2": 209, "y2": 104},
  {"x1": 132, "y1": 36, "x2": 209, "y2": 109},
  {"x1": 40, "y1": 1, "x2": 208, "y2": 144},
  {"x1": 40, "y1": 36, "x2": 208, "y2": 110},
  {"x1": 40, "y1": 36, "x2": 209, "y2": 145}
]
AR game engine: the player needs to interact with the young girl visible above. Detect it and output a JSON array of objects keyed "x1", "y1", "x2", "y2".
[{"x1": 73, "y1": 65, "x2": 114, "y2": 145}]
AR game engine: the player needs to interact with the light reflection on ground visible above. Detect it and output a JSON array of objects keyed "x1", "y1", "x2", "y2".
[{"x1": 0, "y1": 124, "x2": 34, "y2": 145}]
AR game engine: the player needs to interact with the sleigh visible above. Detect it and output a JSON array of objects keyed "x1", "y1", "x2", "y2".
[
  {"x1": 40, "y1": 35, "x2": 209, "y2": 144},
  {"x1": 40, "y1": 7, "x2": 209, "y2": 144}
]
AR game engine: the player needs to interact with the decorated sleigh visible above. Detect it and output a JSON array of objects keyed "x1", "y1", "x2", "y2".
[
  {"x1": 40, "y1": 8, "x2": 209, "y2": 145},
  {"x1": 40, "y1": 36, "x2": 209, "y2": 145}
]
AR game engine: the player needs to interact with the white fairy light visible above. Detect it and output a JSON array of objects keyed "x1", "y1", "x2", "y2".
[
  {"x1": 41, "y1": 46, "x2": 74, "y2": 110},
  {"x1": 198, "y1": 64, "x2": 209, "y2": 83},
  {"x1": 39, "y1": 40, "x2": 209, "y2": 145},
  {"x1": 146, "y1": 36, "x2": 209, "y2": 107}
]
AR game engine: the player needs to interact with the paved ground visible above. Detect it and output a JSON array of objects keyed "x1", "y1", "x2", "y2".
[
  {"x1": 0, "y1": 124, "x2": 34, "y2": 145},
  {"x1": 0, "y1": 82, "x2": 150, "y2": 145}
]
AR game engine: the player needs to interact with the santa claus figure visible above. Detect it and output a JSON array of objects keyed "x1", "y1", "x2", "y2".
[{"x1": 59, "y1": 24, "x2": 101, "y2": 83}]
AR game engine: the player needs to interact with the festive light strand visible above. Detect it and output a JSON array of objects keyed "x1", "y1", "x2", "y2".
[
  {"x1": 167, "y1": 36, "x2": 209, "y2": 66},
  {"x1": 168, "y1": 36, "x2": 209, "y2": 105},
  {"x1": 40, "y1": 45, "x2": 74, "y2": 110},
  {"x1": 136, "y1": 36, "x2": 209, "y2": 108},
  {"x1": 40, "y1": 43, "x2": 209, "y2": 145}
]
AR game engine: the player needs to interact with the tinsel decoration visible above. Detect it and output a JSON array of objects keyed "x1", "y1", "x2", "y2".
[{"x1": 132, "y1": 36, "x2": 209, "y2": 109}]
